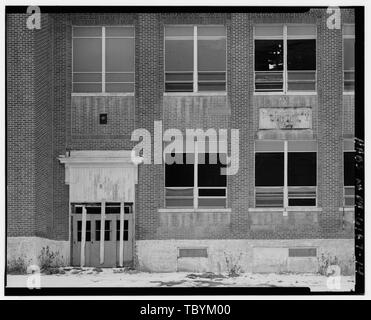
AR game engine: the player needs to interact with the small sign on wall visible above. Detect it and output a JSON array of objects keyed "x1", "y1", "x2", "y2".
[{"x1": 259, "y1": 107, "x2": 312, "y2": 130}]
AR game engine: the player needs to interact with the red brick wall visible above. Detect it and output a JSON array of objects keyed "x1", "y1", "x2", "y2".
[{"x1": 7, "y1": 14, "x2": 37, "y2": 237}]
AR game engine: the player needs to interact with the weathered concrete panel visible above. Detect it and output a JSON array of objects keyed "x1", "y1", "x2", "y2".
[
  {"x1": 69, "y1": 167, "x2": 136, "y2": 202},
  {"x1": 136, "y1": 239, "x2": 354, "y2": 274},
  {"x1": 259, "y1": 107, "x2": 312, "y2": 130},
  {"x1": 7, "y1": 237, "x2": 70, "y2": 267}
]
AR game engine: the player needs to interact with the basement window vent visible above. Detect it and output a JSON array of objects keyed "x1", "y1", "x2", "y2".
[
  {"x1": 178, "y1": 248, "x2": 208, "y2": 258},
  {"x1": 288, "y1": 248, "x2": 317, "y2": 257}
]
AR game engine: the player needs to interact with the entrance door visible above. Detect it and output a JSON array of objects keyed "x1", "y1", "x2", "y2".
[{"x1": 71, "y1": 203, "x2": 134, "y2": 267}]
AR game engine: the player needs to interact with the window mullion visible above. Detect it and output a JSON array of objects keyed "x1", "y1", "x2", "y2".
[
  {"x1": 194, "y1": 144, "x2": 199, "y2": 209},
  {"x1": 283, "y1": 25, "x2": 288, "y2": 94},
  {"x1": 102, "y1": 26, "x2": 106, "y2": 93},
  {"x1": 284, "y1": 140, "x2": 288, "y2": 209},
  {"x1": 193, "y1": 26, "x2": 198, "y2": 93}
]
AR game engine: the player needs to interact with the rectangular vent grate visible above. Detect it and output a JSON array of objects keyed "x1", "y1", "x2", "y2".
[
  {"x1": 289, "y1": 248, "x2": 317, "y2": 257},
  {"x1": 178, "y1": 248, "x2": 208, "y2": 258}
]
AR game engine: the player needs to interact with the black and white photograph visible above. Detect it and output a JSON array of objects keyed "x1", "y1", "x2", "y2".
[{"x1": 2, "y1": 2, "x2": 366, "y2": 300}]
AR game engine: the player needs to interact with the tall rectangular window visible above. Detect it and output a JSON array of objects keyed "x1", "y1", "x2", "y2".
[
  {"x1": 255, "y1": 140, "x2": 317, "y2": 208},
  {"x1": 254, "y1": 24, "x2": 316, "y2": 93},
  {"x1": 344, "y1": 139, "x2": 355, "y2": 206},
  {"x1": 72, "y1": 26, "x2": 134, "y2": 93},
  {"x1": 165, "y1": 26, "x2": 226, "y2": 92},
  {"x1": 165, "y1": 153, "x2": 227, "y2": 208},
  {"x1": 343, "y1": 24, "x2": 355, "y2": 92}
]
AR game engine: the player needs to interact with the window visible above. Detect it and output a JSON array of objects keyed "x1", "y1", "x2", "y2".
[
  {"x1": 254, "y1": 24, "x2": 316, "y2": 93},
  {"x1": 116, "y1": 220, "x2": 129, "y2": 241},
  {"x1": 165, "y1": 26, "x2": 226, "y2": 92},
  {"x1": 344, "y1": 139, "x2": 355, "y2": 206},
  {"x1": 77, "y1": 220, "x2": 91, "y2": 242},
  {"x1": 71, "y1": 202, "x2": 132, "y2": 214},
  {"x1": 343, "y1": 24, "x2": 355, "y2": 92},
  {"x1": 72, "y1": 26, "x2": 134, "y2": 93},
  {"x1": 165, "y1": 153, "x2": 227, "y2": 208},
  {"x1": 255, "y1": 140, "x2": 317, "y2": 208}
]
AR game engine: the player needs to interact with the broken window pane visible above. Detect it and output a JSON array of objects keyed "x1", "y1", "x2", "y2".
[
  {"x1": 255, "y1": 153, "x2": 284, "y2": 186},
  {"x1": 344, "y1": 152, "x2": 355, "y2": 186},
  {"x1": 165, "y1": 154, "x2": 194, "y2": 187},
  {"x1": 198, "y1": 153, "x2": 226, "y2": 187},
  {"x1": 288, "y1": 152, "x2": 316, "y2": 186},
  {"x1": 287, "y1": 40, "x2": 316, "y2": 70},
  {"x1": 255, "y1": 40, "x2": 284, "y2": 71}
]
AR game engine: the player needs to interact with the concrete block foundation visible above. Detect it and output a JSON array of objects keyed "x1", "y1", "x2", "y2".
[
  {"x1": 7, "y1": 237, "x2": 70, "y2": 268},
  {"x1": 136, "y1": 239, "x2": 354, "y2": 275}
]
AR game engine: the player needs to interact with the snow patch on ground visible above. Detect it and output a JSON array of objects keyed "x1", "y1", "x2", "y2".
[{"x1": 6, "y1": 268, "x2": 355, "y2": 292}]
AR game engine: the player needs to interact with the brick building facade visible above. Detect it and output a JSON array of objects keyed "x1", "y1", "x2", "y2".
[{"x1": 7, "y1": 7, "x2": 356, "y2": 273}]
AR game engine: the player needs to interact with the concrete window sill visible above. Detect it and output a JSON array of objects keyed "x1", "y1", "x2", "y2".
[
  {"x1": 163, "y1": 92, "x2": 227, "y2": 97},
  {"x1": 339, "y1": 207, "x2": 355, "y2": 212},
  {"x1": 248, "y1": 207, "x2": 323, "y2": 212},
  {"x1": 158, "y1": 208, "x2": 232, "y2": 213},
  {"x1": 71, "y1": 92, "x2": 134, "y2": 97}
]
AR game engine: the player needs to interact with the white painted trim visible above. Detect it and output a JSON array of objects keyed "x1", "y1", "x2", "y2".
[
  {"x1": 119, "y1": 203, "x2": 125, "y2": 267},
  {"x1": 193, "y1": 25, "x2": 198, "y2": 93},
  {"x1": 283, "y1": 140, "x2": 288, "y2": 209},
  {"x1": 80, "y1": 206, "x2": 87, "y2": 267},
  {"x1": 100, "y1": 200, "x2": 105, "y2": 265}
]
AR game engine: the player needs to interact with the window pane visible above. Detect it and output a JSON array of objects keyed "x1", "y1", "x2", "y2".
[
  {"x1": 73, "y1": 38, "x2": 102, "y2": 72},
  {"x1": 106, "y1": 203, "x2": 120, "y2": 214},
  {"x1": 106, "y1": 26, "x2": 134, "y2": 37},
  {"x1": 165, "y1": 26, "x2": 193, "y2": 37},
  {"x1": 165, "y1": 154, "x2": 194, "y2": 187},
  {"x1": 85, "y1": 221, "x2": 91, "y2": 242},
  {"x1": 73, "y1": 83, "x2": 102, "y2": 92},
  {"x1": 198, "y1": 198, "x2": 226, "y2": 208},
  {"x1": 165, "y1": 40, "x2": 193, "y2": 71},
  {"x1": 198, "y1": 82, "x2": 225, "y2": 91},
  {"x1": 343, "y1": 24, "x2": 355, "y2": 36},
  {"x1": 255, "y1": 153, "x2": 284, "y2": 186},
  {"x1": 344, "y1": 39, "x2": 355, "y2": 70},
  {"x1": 95, "y1": 220, "x2": 101, "y2": 241},
  {"x1": 288, "y1": 152, "x2": 316, "y2": 186},
  {"x1": 344, "y1": 152, "x2": 355, "y2": 186},
  {"x1": 287, "y1": 40, "x2": 316, "y2": 70},
  {"x1": 198, "y1": 26, "x2": 226, "y2": 37},
  {"x1": 198, "y1": 154, "x2": 226, "y2": 187},
  {"x1": 106, "y1": 38, "x2": 134, "y2": 72},
  {"x1": 255, "y1": 25, "x2": 283, "y2": 37},
  {"x1": 198, "y1": 39, "x2": 226, "y2": 71},
  {"x1": 73, "y1": 73, "x2": 102, "y2": 82},
  {"x1": 199, "y1": 188, "x2": 226, "y2": 196},
  {"x1": 73, "y1": 27, "x2": 102, "y2": 37},
  {"x1": 106, "y1": 73, "x2": 134, "y2": 82},
  {"x1": 287, "y1": 25, "x2": 316, "y2": 37},
  {"x1": 255, "y1": 40, "x2": 283, "y2": 71},
  {"x1": 288, "y1": 198, "x2": 316, "y2": 206},
  {"x1": 105, "y1": 83, "x2": 134, "y2": 92},
  {"x1": 165, "y1": 83, "x2": 193, "y2": 92},
  {"x1": 166, "y1": 198, "x2": 193, "y2": 207}
]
